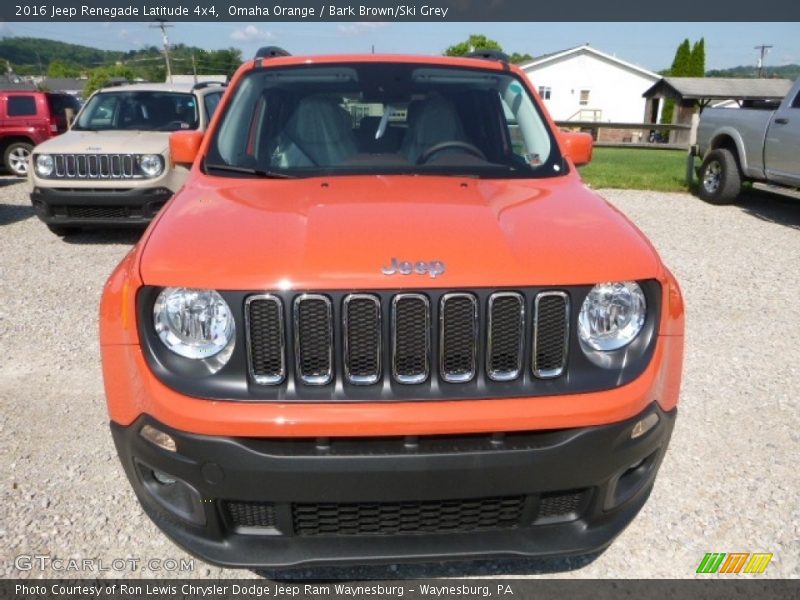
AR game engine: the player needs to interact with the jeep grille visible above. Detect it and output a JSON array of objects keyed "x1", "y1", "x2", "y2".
[
  {"x1": 50, "y1": 154, "x2": 144, "y2": 179},
  {"x1": 245, "y1": 290, "x2": 569, "y2": 388}
]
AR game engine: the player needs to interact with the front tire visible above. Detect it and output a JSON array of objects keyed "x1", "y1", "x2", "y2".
[
  {"x1": 4, "y1": 142, "x2": 33, "y2": 177},
  {"x1": 697, "y1": 148, "x2": 741, "y2": 205}
]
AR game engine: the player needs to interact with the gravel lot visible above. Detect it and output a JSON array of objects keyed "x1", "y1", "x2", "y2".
[{"x1": 1, "y1": 176, "x2": 798, "y2": 579}]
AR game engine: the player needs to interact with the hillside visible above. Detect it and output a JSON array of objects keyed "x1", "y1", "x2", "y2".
[
  {"x1": 706, "y1": 64, "x2": 800, "y2": 80},
  {"x1": 0, "y1": 36, "x2": 242, "y2": 80}
]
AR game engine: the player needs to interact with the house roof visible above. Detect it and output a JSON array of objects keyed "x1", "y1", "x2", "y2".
[
  {"x1": 643, "y1": 77, "x2": 793, "y2": 101},
  {"x1": 518, "y1": 44, "x2": 660, "y2": 81},
  {"x1": 0, "y1": 77, "x2": 86, "y2": 93}
]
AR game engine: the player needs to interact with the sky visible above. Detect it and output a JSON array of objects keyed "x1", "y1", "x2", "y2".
[{"x1": 1, "y1": 21, "x2": 798, "y2": 72}]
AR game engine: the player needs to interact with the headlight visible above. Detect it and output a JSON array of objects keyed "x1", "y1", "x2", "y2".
[
  {"x1": 35, "y1": 154, "x2": 54, "y2": 177},
  {"x1": 578, "y1": 282, "x2": 646, "y2": 351},
  {"x1": 139, "y1": 154, "x2": 163, "y2": 178},
  {"x1": 153, "y1": 288, "x2": 235, "y2": 362}
]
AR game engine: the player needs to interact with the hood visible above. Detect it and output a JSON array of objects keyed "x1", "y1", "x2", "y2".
[
  {"x1": 140, "y1": 174, "x2": 662, "y2": 290},
  {"x1": 35, "y1": 130, "x2": 169, "y2": 155}
]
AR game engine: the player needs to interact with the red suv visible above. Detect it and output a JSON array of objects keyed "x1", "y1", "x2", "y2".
[{"x1": 0, "y1": 91, "x2": 80, "y2": 176}]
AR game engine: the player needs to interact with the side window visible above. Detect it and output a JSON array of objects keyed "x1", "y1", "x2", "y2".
[
  {"x1": 203, "y1": 92, "x2": 222, "y2": 121},
  {"x1": 791, "y1": 91, "x2": 800, "y2": 109},
  {"x1": 538, "y1": 86, "x2": 552, "y2": 100},
  {"x1": 8, "y1": 95, "x2": 37, "y2": 117},
  {"x1": 579, "y1": 90, "x2": 591, "y2": 106}
]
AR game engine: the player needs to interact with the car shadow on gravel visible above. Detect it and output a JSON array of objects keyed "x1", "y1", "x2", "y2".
[
  {"x1": 734, "y1": 188, "x2": 800, "y2": 231},
  {"x1": 60, "y1": 228, "x2": 145, "y2": 245},
  {"x1": 0, "y1": 203, "x2": 34, "y2": 226},
  {"x1": 253, "y1": 552, "x2": 603, "y2": 581}
]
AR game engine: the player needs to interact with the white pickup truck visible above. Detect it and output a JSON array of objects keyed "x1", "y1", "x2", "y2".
[{"x1": 694, "y1": 77, "x2": 800, "y2": 204}]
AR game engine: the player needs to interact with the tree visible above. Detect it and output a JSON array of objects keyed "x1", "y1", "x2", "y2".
[
  {"x1": 83, "y1": 65, "x2": 135, "y2": 97},
  {"x1": 445, "y1": 34, "x2": 503, "y2": 57},
  {"x1": 508, "y1": 52, "x2": 533, "y2": 65},
  {"x1": 47, "y1": 60, "x2": 81, "y2": 78},
  {"x1": 690, "y1": 38, "x2": 706, "y2": 77},
  {"x1": 661, "y1": 38, "x2": 694, "y2": 124}
]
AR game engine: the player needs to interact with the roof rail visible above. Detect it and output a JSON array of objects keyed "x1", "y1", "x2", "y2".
[
  {"x1": 255, "y1": 46, "x2": 291, "y2": 60},
  {"x1": 191, "y1": 81, "x2": 227, "y2": 91},
  {"x1": 102, "y1": 78, "x2": 131, "y2": 89},
  {"x1": 465, "y1": 49, "x2": 510, "y2": 63}
]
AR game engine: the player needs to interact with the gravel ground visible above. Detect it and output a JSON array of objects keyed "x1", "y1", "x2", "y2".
[{"x1": 0, "y1": 176, "x2": 798, "y2": 580}]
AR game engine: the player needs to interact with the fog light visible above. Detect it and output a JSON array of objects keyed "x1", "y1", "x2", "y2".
[
  {"x1": 140, "y1": 424, "x2": 177, "y2": 452},
  {"x1": 153, "y1": 470, "x2": 177, "y2": 485},
  {"x1": 631, "y1": 413, "x2": 659, "y2": 439}
]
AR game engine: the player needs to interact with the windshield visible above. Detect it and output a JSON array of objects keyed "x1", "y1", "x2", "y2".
[
  {"x1": 74, "y1": 91, "x2": 199, "y2": 131},
  {"x1": 206, "y1": 63, "x2": 563, "y2": 178}
]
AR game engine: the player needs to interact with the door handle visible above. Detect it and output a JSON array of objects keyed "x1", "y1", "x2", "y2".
[{"x1": 774, "y1": 118, "x2": 789, "y2": 124}]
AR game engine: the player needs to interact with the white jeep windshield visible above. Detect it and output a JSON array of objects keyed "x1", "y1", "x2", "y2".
[
  {"x1": 74, "y1": 91, "x2": 199, "y2": 132},
  {"x1": 206, "y1": 63, "x2": 563, "y2": 178}
]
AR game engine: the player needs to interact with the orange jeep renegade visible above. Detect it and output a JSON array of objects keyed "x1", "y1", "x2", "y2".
[{"x1": 100, "y1": 48, "x2": 684, "y2": 568}]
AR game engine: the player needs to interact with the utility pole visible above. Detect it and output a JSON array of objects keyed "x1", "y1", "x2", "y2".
[
  {"x1": 191, "y1": 52, "x2": 198, "y2": 85},
  {"x1": 150, "y1": 19, "x2": 174, "y2": 83},
  {"x1": 754, "y1": 44, "x2": 772, "y2": 78}
]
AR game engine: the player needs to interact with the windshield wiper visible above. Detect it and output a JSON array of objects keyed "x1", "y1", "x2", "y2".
[{"x1": 203, "y1": 162, "x2": 296, "y2": 179}]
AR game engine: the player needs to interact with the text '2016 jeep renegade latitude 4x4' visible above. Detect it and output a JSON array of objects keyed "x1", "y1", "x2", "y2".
[{"x1": 100, "y1": 51, "x2": 684, "y2": 569}]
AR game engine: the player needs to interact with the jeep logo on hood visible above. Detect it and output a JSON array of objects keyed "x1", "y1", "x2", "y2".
[{"x1": 382, "y1": 258, "x2": 446, "y2": 278}]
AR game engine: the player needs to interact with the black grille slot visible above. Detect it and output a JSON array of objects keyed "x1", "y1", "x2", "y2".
[
  {"x1": 66, "y1": 205, "x2": 128, "y2": 219},
  {"x1": 294, "y1": 295, "x2": 333, "y2": 385},
  {"x1": 392, "y1": 294, "x2": 430, "y2": 383},
  {"x1": 440, "y1": 294, "x2": 478, "y2": 383},
  {"x1": 536, "y1": 490, "x2": 586, "y2": 521},
  {"x1": 293, "y1": 496, "x2": 525, "y2": 536},
  {"x1": 344, "y1": 295, "x2": 381, "y2": 385},
  {"x1": 225, "y1": 501, "x2": 277, "y2": 529},
  {"x1": 247, "y1": 296, "x2": 285, "y2": 385},
  {"x1": 533, "y1": 292, "x2": 569, "y2": 378},
  {"x1": 50, "y1": 153, "x2": 141, "y2": 179},
  {"x1": 487, "y1": 293, "x2": 524, "y2": 381}
]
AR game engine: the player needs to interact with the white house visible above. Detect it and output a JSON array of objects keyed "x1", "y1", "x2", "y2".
[{"x1": 520, "y1": 44, "x2": 661, "y2": 124}]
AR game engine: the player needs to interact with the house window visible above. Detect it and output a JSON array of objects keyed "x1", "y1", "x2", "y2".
[
  {"x1": 579, "y1": 90, "x2": 590, "y2": 106},
  {"x1": 538, "y1": 86, "x2": 551, "y2": 100}
]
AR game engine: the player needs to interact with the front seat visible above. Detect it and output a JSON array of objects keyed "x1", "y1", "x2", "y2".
[
  {"x1": 277, "y1": 96, "x2": 357, "y2": 167},
  {"x1": 400, "y1": 93, "x2": 466, "y2": 163}
]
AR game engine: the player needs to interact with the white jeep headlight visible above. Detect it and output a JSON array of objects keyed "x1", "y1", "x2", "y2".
[
  {"x1": 578, "y1": 281, "x2": 646, "y2": 351},
  {"x1": 139, "y1": 154, "x2": 163, "y2": 178},
  {"x1": 35, "y1": 154, "x2": 54, "y2": 177},
  {"x1": 153, "y1": 288, "x2": 235, "y2": 363}
]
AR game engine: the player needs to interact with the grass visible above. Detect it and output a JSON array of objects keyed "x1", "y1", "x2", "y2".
[{"x1": 578, "y1": 147, "x2": 689, "y2": 192}]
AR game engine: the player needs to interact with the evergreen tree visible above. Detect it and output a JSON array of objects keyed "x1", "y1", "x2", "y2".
[
  {"x1": 690, "y1": 38, "x2": 706, "y2": 76},
  {"x1": 661, "y1": 38, "x2": 694, "y2": 124}
]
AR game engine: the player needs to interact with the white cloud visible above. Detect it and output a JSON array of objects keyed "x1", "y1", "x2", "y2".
[
  {"x1": 230, "y1": 25, "x2": 275, "y2": 42},
  {"x1": 337, "y1": 22, "x2": 389, "y2": 36}
]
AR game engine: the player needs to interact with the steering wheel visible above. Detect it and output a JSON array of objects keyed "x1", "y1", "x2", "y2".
[{"x1": 416, "y1": 141, "x2": 487, "y2": 165}]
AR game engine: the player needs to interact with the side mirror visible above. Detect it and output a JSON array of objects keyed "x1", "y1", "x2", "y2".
[
  {"x1": 169, "y1": 131, "x2": 204, "y2": 167},
  {"x1": 560, "y1": 131, "x2": 593, "y2": 167}
]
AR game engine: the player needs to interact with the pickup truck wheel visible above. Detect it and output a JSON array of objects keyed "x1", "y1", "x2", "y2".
[
  {"x1": 698, "y1": 148, "x2": 741, "y2": 205},
  {"x1": 4, "y1": 142, "x2": 33, "y2": 177},
  {"x1": 46, "y1": 224, "x2": 79, "y2": 237}
]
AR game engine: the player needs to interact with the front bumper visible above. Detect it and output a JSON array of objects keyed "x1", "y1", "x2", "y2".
[
  {"x1": 111, "y1": 403, "x2": 676, "y2": 569},
  {"x1": 30, "y1": 186, "x2": 173, "y2": 227}
]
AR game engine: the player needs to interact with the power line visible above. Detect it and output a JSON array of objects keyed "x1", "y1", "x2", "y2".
[{"x1": 754, "y1": 44, "x2": 772, "y2": 78}]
